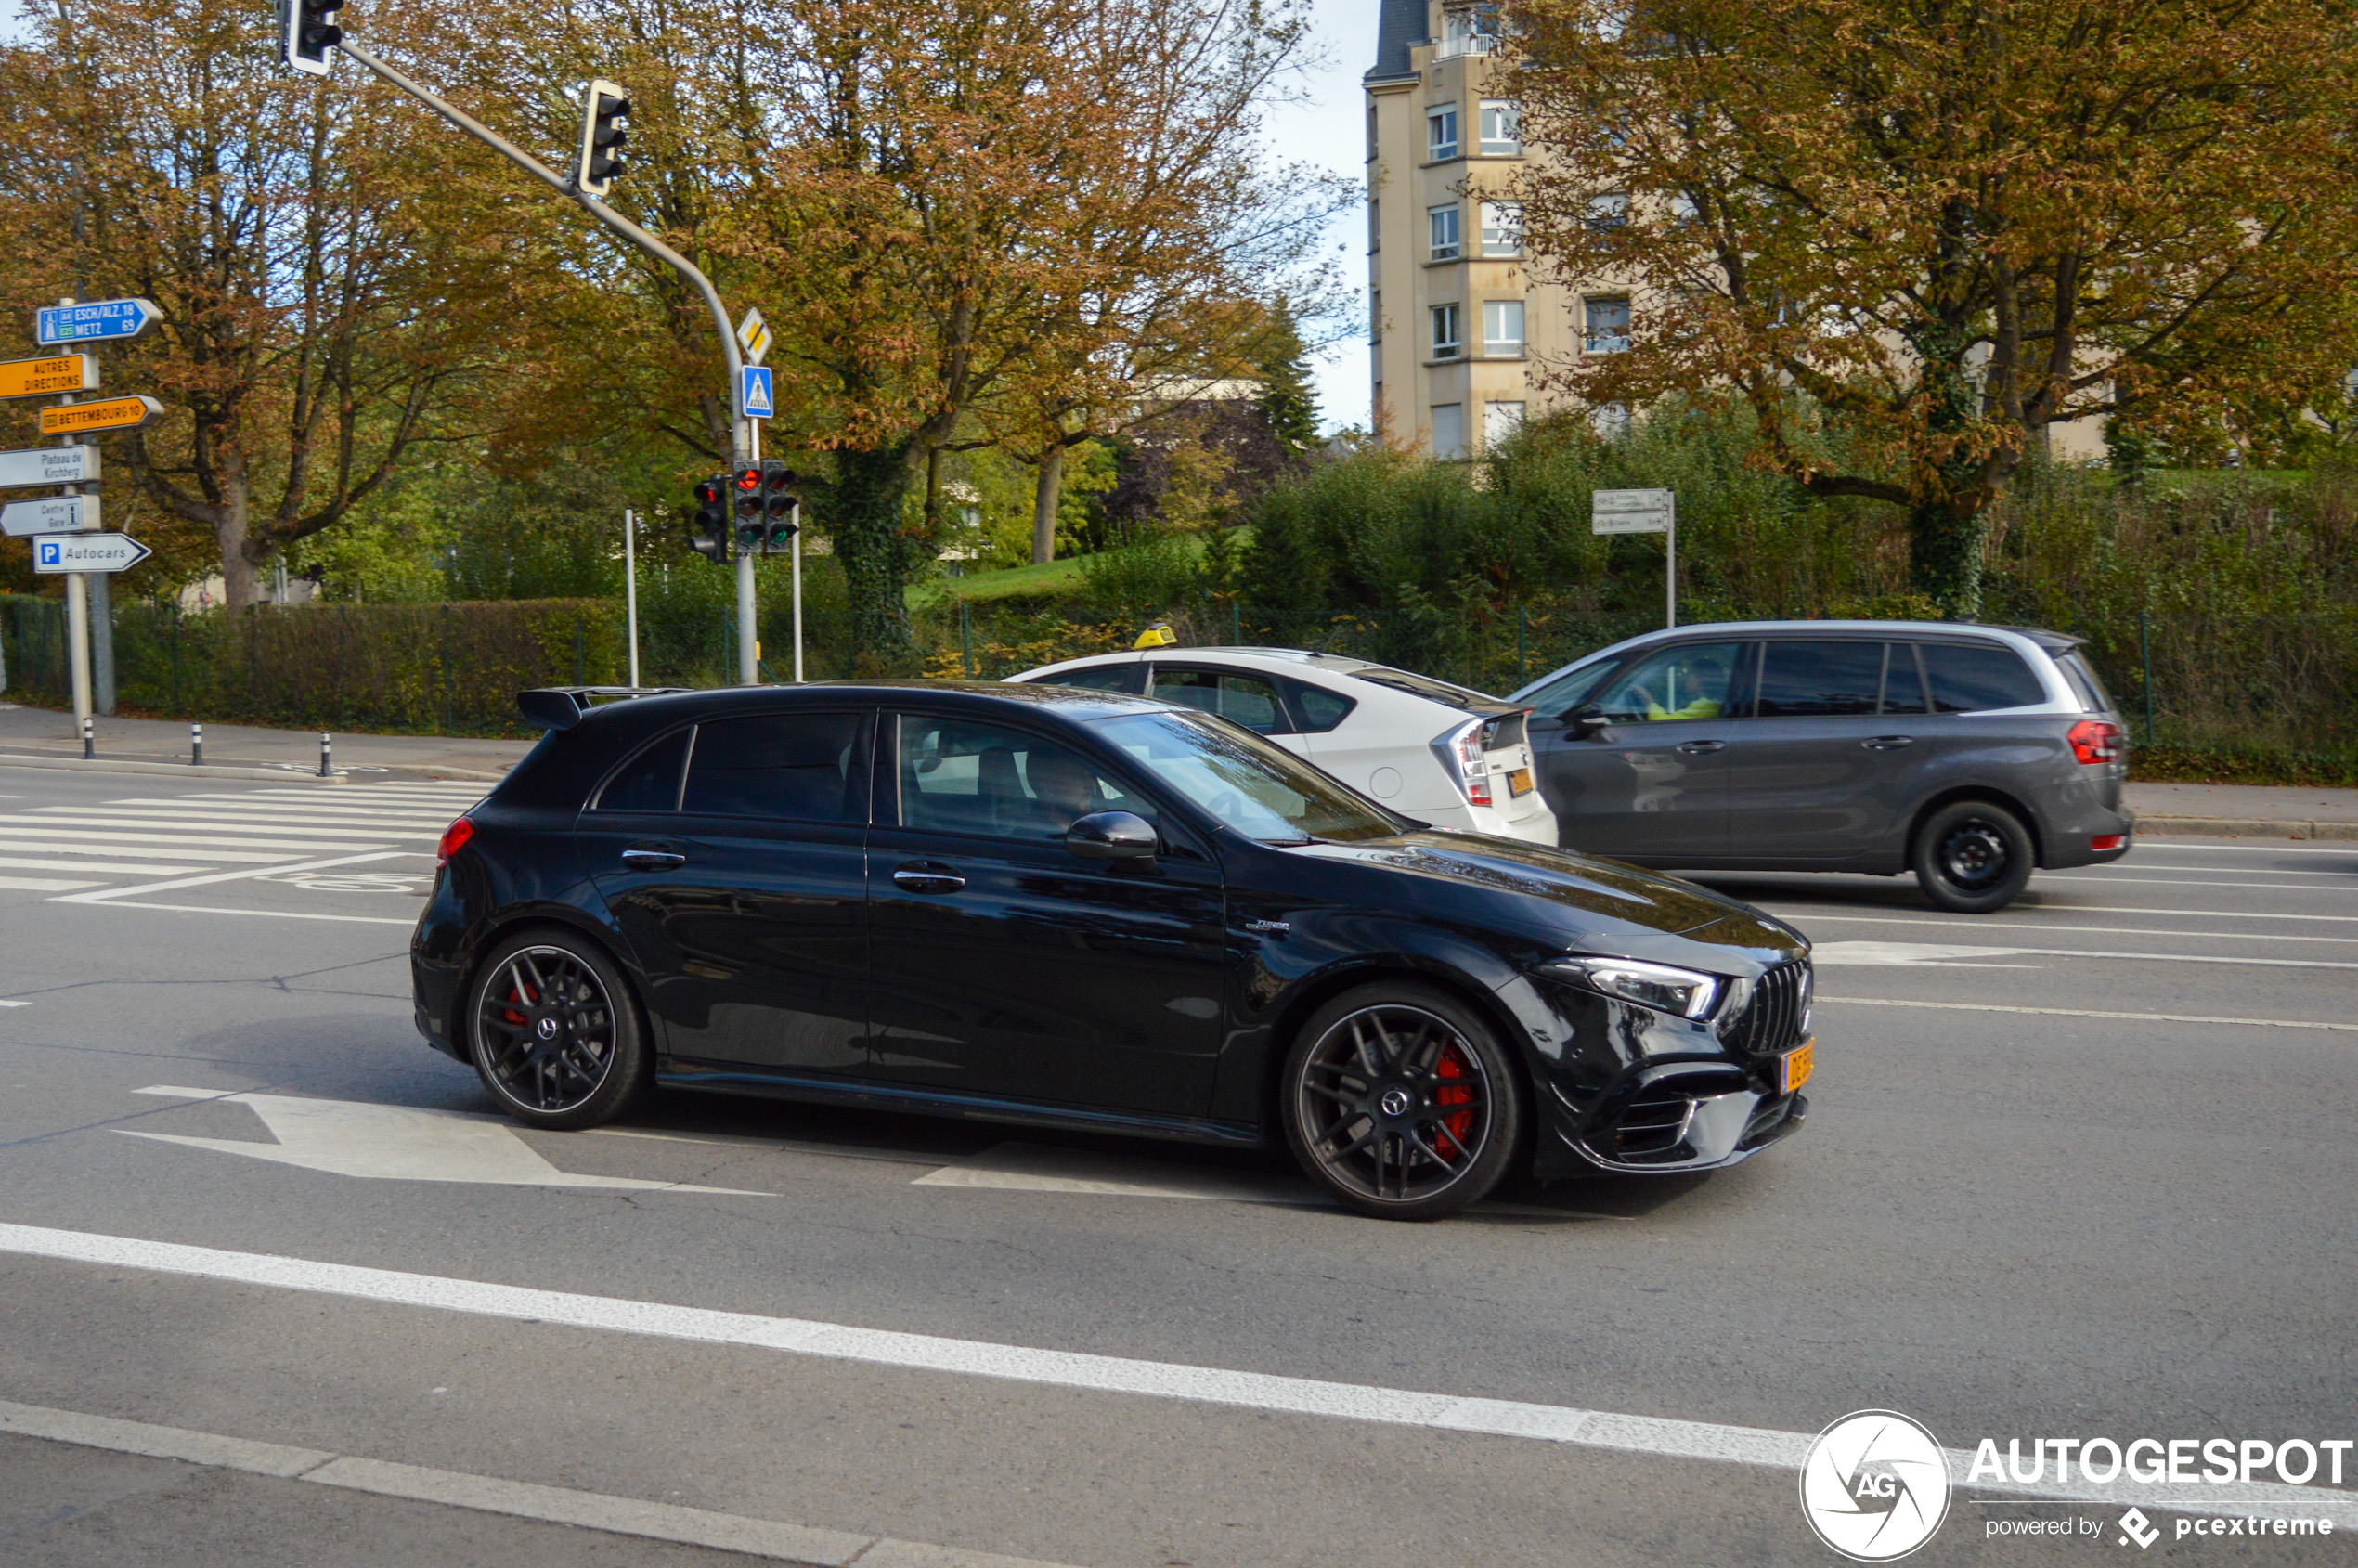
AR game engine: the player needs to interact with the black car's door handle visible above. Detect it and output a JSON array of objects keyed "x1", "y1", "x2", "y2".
[
  {"x1": 1862, "y1": 735, "x2": 1916, "y2": 751},
  {"x1": 892, "y1": 862, "x2": 966, "y2": 894},
  {"x1": 620, "y1": 847, "x2": 687, "y2": 872},
  {"x1": 1675, "y1": 739, "x2": 1725, "y2": 755}
]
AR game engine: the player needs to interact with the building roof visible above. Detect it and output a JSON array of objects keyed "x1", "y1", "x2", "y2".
[{"x1": 1367, "y1": 0, "x2": 1427, "y2": 82}]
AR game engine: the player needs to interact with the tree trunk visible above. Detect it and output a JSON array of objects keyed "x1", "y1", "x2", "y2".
[
  {"x1": 216, "y1": 450, "x2": 261, "y2": 611},
  {"x1": 1905, "y1": 317, "x2": 1992, "y2": 619},
  {"x1": 1906, "y1": 501, "x2": 1985, "y2": 620},
  {"x1": 832, "y1": 444, "x2": 924, "y2": 670},
  {"x1": 1030, "y1": 442, "x2": 1065, "y2": 565}
]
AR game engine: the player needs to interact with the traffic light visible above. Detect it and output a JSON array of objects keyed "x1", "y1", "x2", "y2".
[
  {"x1": 732, "y1": 462, "x2": 765, "y2": 552},
  {"x1": 758, "y1": 460, "x2": 800, "y2": 552},
  {"x1": 689, "y1": 473, "x2": 732, "y2": 564},
  {"x1": 577, "y1": 79, "x2": 630, "y2": 198},
  {"x1": 279, "y1": 0, "x2": 343, "y2": 76}
]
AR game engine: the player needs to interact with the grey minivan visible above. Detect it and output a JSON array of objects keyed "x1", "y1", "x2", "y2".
[{"x1": 1510, "y1": 622, "x2": 2132, "y2": 912}]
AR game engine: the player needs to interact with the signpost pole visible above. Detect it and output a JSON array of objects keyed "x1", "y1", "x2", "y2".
[
  {"x1": 791, "y1": 503, "x2": 804, "y2": 684},
  {"x1": 47, "y1": 304, "x2": 95, "y2": 727},
  {"x1": 739, "y1": 421, "x2": 759, "y2": 684},
  {"x1": 1665, "y1": 511, "x2": 1677, "y2": 630},
  {"x1": 623, "y1": 508, "x2": 641, "y2": 689}
]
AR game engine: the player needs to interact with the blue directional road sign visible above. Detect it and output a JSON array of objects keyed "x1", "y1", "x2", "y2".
[
  {"x1": 34, "y1": 298, "x2": 162, "y2": 347},
  {"x1": 741, "y1": 365, "x2": 773, "y2": 420}
]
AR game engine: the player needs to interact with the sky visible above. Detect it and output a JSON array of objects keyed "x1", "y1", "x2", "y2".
[
  {"x1": 0, "y1": 0, "x2": 1378, "y2": 432},
  {"x1": 1261, "y1": 0, "x2": 1376, "y2": 434}
]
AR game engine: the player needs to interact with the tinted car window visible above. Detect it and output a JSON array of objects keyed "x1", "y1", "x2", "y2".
[
  {"x1": 897, "y1": 716, "x2": 1153, "y2": 842},
  {"x1": 1037, "y1": 662, "x2": 1147, "y2": 694},
  {"x1": 1090, "y1": 711, "x2": 1401, "y2": 844},
  {"x1": 1522, "y1": 658, "x2": 1619, "y2": 719},
  {"x1": 1275, "y1": 677, "x2": 1357, "y2": 733},
  {"x1": 1757, "y1": 641, "x2": 1884, "y2": 717},
  {"x1": 595, "y1": 727, "x2": 690, "y2": 812},
  {"x1": 1593, "y1": 641, "x2": 1746, "y2": 722},
  {"x1": 1880, "y1": 643, "x2": 1929, "y2": 715},
  {"x1": 681, "y1": 712, "x2": 870, "y2": 822},
  {"x1": 1920, "y1": 641, "x2": 2047, "y2": 713},
  {"x1": 1151, "y1": 667, "x2": 1292, "y2": 734}
]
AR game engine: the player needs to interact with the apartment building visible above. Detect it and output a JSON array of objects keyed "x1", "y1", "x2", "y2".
[{"x1": 1367, "y1": 0, "x2": 1607, "y2": 458}]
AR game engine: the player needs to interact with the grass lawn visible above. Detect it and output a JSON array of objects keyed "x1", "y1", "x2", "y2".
[{"x1": 906, "y1": 551, "x2": 1094, "y2": 609}]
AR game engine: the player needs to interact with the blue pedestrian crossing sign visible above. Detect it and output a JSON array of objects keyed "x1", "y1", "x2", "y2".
[{"x1": 740, "y1": 366, "x2": 773, "y2": 421}]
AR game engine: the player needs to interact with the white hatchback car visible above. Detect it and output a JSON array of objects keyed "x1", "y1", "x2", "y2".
[{"x1": 1007, "y1": 647, "x2": 1558, "y2": 844}]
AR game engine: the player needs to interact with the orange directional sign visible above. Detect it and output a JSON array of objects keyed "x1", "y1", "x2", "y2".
[
  {"x1": 0, "y1": 355, "x2": 98, "y2": 400},
  {"x1": 40, "y1": 395, "x2": 164, "y2": 436}
]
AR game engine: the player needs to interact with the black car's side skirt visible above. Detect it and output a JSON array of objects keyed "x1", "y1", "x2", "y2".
[{"x1": 654, "y1": 1060, "x2": 1267, "y2": 1148}]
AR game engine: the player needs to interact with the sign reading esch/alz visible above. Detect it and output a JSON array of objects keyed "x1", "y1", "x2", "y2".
[{"x1": 33, "y1": 297, "x2": 161, "y2": 347}]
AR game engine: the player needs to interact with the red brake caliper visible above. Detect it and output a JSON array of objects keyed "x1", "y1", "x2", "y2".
[
  {"x1": 503, "y1": 978, "x2": 537, "y2": 1029},
  {"x1": 1432, "y1": 1043, "x2": 1476, "y2": 1160}
]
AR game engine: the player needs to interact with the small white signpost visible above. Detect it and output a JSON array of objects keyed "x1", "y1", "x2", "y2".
[
  {"x1": 1592, "y1": 487, "x2": 1678, "y2": 628},
  {"x1": 33, "y1": 531, "x2": 149, "y2": 574},
  {"x1": 0, "y1": 445, "x2": 100, "y2": 488}
]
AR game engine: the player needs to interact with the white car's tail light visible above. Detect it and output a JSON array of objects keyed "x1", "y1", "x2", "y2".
[{"x1": 1432, "y1": 718, "x2": 1491, "y2": 807}]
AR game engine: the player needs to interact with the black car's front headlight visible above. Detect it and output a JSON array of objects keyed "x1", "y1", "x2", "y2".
[{"x1": 1541, "y1": 956, "x2": 1723, "y2": 1020}]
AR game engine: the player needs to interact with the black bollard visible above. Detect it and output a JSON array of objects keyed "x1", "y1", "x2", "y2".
[{"x1": 191, "y1": 722, "x2": 203, "y2": 767}]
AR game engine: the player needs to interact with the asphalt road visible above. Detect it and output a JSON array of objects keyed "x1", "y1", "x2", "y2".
[{"x1": 1, "y1": 761, "x2": 2352, "y2": 1566}]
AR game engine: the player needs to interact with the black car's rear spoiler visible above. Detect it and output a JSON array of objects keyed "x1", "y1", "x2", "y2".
[{"x1": 518, "y1": 686, "x2": 693, "y2": 732}]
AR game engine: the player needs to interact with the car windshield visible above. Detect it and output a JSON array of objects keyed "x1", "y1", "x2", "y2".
[{"x1": 1087, "y1": 711, "x2": 1404, "y2": 844}]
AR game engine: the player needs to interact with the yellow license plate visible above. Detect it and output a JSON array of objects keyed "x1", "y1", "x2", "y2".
[
  {"x1": 1781, "y1": 1040, "x2": 1814, "y2": 1095},
  {"x1": 1508, "y1": 767, "x2": 1535, "y2": 797}
]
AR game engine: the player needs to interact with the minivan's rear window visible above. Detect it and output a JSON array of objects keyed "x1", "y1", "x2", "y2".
[
  {"x1": 1757, "y1": 641, "x2": 1884, "y2": 717},
  {"x1": 2054, "y1": 652, "x2": 2115, "y2": 714},
  {"x1": 1919, "y1": 642, "x2": 2047, "y2": 712}
]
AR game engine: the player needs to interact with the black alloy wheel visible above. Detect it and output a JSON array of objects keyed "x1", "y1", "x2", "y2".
[
  {"x1": 1912, "y1": 799, "x2": 2035, "y2": 914},
  {"x1": 467, "y1": 930, "x2": 649, "y2": 1130},
  {"x1": 1281, "y1": 982, "x2": 1522, "y2": 1220}
]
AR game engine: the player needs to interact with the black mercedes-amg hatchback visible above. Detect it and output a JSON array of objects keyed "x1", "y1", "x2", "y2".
[{"x1": 412, "y1": 681, "x2": 1816, "y2": 1219}]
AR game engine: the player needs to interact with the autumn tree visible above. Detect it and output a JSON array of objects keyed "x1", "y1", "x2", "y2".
[
  {"x1": 0, "y1": 0, "x2": 525, "y2": 608},
  {"x1": 738, "y1": 0, "x2": 1339, "y2": 654},
  {"x1": 1507, "y1": 0, "x2": 2358, "y2": 615}
]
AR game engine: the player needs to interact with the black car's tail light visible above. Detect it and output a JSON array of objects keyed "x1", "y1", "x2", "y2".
[
  {"x1": 437, "y1": 816, "x2": 474, "y2": 864},
  {"x1": 2066, "y1": 719, "x2": 2123, "y2": 764}
]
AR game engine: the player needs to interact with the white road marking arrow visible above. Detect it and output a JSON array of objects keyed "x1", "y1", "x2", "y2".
[{"x1": 120, "y1": 1087, "x2": 768, "y2": 1195}]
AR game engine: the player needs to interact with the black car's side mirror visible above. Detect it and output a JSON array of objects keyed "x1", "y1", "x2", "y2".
[{"x1": 1067, "y1": 810, "x2": 1158, "y2": 861}]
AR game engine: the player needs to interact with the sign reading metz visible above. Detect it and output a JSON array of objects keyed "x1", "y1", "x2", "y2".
[
  {"x1": 33, "y1": 297, "x2": 161, "y2": 347},
  {"x1": 41, "y1": 394, "x2": 163, "y2": 437},
  {"x1": 33, "y1": 531, "x2": 149, "y2": 574},
  {"x1": 0, "y1": 354, "x2": 99, "y2": 401}
]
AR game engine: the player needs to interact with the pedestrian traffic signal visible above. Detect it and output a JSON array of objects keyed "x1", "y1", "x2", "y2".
[
  {"x1": 758, "y1": 460, "x2": 801, "y2": 552},
  {"x1": 279, "y1": 0, "x2": 343, "y2": 75},
  {"x1": 690, "y1": 473, "x2": 732, "y2": 564},
  {"x1": 577, "y1": 79, "x2": 631, "y2": 198}
]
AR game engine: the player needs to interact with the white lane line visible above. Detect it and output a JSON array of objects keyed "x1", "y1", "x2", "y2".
[
  {"x1": 55, "y1": 807, "x2": 449, "y2": 831},
  {"x1": 1807, "y1": 939, "x2": 2358, "y2": 970},
  {"x1": 6, "y1": 815, "x2": 414, "y2": 844},
  {"x1": 1820, "y1": 997, "x2": 2358, "y2": 1031},
  {"x1": 0, "y1": 838, "x2": 286, "y2": 864},
  {"x1": 2028, "y1": 904, "x2": 2358, "y2": 923},
  {"x1": 0, "y1": 1399, "x2": 1074, "y2": 1568},
  {"x1": 0, "y1": 1000, "x2": 27, "y2": 1008},
  {"x1": 0, "y1": 1224, "x2": 2347, "y2": 1526},
  {"x1": 0, "y1": 855, "x2": 225, "y2": 875},
  {"x1": 0, "y1": 875, "x2": 108, "y2": 891},
  {"x1": 53, "y1": 850, "x2": 413, "y2": 907},
  {"x1": 88, "y1": 799, "x2": 457, "y2": 822},
  {"x1": 0, "y1": 825, "x2": 391, "y2": 851},
  {"x1": 2131, "y1": 843, "x2": 2358, "y2": 856},
  {"x1": 1789, "y1": 914, "x2": 2358, "y2": 945},
  {"x1": 913, "y1": 1141, "x2": 1304, "y2": 1203},
  {"x1": 76, "y1": 902, "x2": 417, "y2": 926},
  {"x1": 2042, "y1": 875, "x2": 2358, "y2": 892}
]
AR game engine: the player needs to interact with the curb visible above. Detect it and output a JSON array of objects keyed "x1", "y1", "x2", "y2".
[{"x1": 2137, "y1": 814, "x2": 2358, "y2": 841}]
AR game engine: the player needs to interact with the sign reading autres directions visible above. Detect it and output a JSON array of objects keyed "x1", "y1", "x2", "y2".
[{"x1": 0, "y1": 355, "x2": 98, "y2": 401}]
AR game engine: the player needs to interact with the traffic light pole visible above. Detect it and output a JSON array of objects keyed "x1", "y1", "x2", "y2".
[{"x1": 336, "y1": 41, "x2": 758, "y2": 685}]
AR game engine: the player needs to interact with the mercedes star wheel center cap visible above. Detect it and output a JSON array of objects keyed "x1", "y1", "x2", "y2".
[
  {"x1": 1380, "y1": 1086, "x2": 1413, "y2": 1118},
  {"x1": 537, "y1": 1016, "x2": 561, "y2": 1041}
]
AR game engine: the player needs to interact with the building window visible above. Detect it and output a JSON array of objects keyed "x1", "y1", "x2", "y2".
[
  {"x1": 1369, "y1": 289, "x2": 1381, "y2": 343},
  {"x1": 1485, "y1": 401, "x2": 1526, "y2": 447},
  {"x1": 1584, "y1": 295, "x2": 1630, "y2": 354},
  {"x1": 1368, "y1": 199, "x2": 1380, "y2": 252},
  {"x1": 1479, "y1": 200, "x2": 1522, "y2": 256},
  {"x1": 1483, "y1": 299, "x2": 1524, "y2": 356},
  {"x1": 1432, "y1": 403, "x2": 1467, "y2": 460},
  {"x1": 1427, "y1": 106, "x2": 1459, "y2": 162},
  {"x1": 1669, "y1": 191, "x2": 1702, "y2": 225},
  {"x1": 1479, "y1": 100, "x2": 1521, "y2": 156},
  {"x1": 1367, "y1": 102, "x2": 1379, "y2": 161},
  {"x1": 1428, "y1": 204, "x2": 1460, "y2": 261},
  {"x1": 1584, "y1": 191, "x2": 1629, "y2": 230},
  {"x1": 1432, "y1": 303, "x2": 1462, "y2": 358}
]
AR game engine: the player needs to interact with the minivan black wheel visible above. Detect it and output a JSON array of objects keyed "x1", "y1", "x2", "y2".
[
  {"x1": 1281, "y1": 982, "x2": 1522, "y2": 1221},
  {"x1": 467, "y1": 929, "x2": 649, "y2": 1130},
  {"x1": 1912, "y1": 800, "x2": 2035, "y2": 914}
]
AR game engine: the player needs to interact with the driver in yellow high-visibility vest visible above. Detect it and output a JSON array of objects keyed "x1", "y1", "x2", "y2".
[{"x1": 1632, "y1": 645, "x2": 1734, "y2": 721}]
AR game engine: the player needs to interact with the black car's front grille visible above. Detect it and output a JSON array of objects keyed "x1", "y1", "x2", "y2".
[
  {"x1": 1608, "y1": 1085, "x2": 1695, "y2": 1160},
  {"x1": 1718, "y1": 959, "x2": 1811, "y2": 1057}
]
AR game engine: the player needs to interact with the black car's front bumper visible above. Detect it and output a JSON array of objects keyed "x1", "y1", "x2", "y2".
[{"x1": 1494, "y1": 965, "x2": 1812, "y2": 1177}]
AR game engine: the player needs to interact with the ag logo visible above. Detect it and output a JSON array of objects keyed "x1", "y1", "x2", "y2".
[{"x1": 1799, "y1": 1409, "x2": 1952, "y2": 1561}]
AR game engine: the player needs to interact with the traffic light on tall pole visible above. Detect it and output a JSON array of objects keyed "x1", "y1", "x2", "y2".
[
  {"x1": 732, "y1": 462, "x2": 765, "y2": 554},
  {"x1": 279, "y1": 0, "x2": 343, "y2": 75},
  {"x1": 576, "y1": 79, "x2": 630, "y2": 199},
  {"x1": 690, "y1": 474, "x2": 732, "y2": 564},
  {"x1": 759, "y1": 462, "x2": 800, "y2": 552}
]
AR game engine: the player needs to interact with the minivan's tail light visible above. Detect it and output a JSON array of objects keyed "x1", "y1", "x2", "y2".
[
  {"x1": 2066, "y1": 719, "x2": 2123, "y2": 765},
  {"x1": 1432, "y1": 718, "x2": 1492, "y2": 808},
  {"x1": 436, "y1": 816, "x2": 475, "y2": 864}
]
